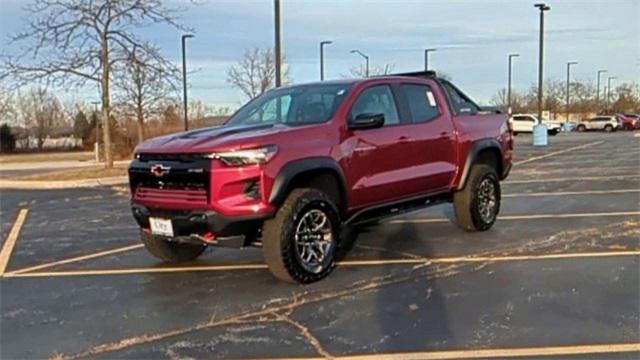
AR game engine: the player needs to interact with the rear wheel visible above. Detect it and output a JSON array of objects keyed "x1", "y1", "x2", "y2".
[
  {"x1": 141, "y1": 231, "x2": 206, "y2": 262},
  {"x1": 454, "y1": 164, "x2": 501, "y2": 232},
  {"x1": 604, "y1": 124, "x2": 613, "y2": 132},
  {"x1": 262, "y1": 188, "x2": 340, "y2": 283},
  {"x1": 577, "y1": 125, "x2": 586, "y2": 132}
]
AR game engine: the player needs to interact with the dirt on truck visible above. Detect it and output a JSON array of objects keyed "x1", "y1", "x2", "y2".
[{"x1": 128, "y1": 71, "x2": 513, "y2": 283}]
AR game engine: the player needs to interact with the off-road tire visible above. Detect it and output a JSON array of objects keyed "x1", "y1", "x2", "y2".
[
  {"x1": 604, "y1": 124, "x2": 614, "y2": 132},
  {"x1": 577, "y1": 125, "x2": 586, "y2": 132},
  {"x1": 262, "y1": 188, "x2": 340, "y2": 284},
  {"x1": 454, "y1": 164, "x2": 501, "y2": 232},
  {"x1": 141, "y1": 231, "x2": 206, "y2": 262}
]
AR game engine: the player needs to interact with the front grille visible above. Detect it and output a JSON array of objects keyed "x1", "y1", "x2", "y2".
[
  {"x1": 129, "y1": 156, "x2": 212, "y2": 203},
  {"x1": 137, "y1": 153, "x2": 208, "y2": 162},
  {"x1": 134, "y1": 187, "x2": 208, "y2": 206}
]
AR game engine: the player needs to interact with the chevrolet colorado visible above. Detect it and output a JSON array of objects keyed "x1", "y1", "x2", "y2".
[{"x1": 129, "y1": 71, "x2": 513, "y2": 283}]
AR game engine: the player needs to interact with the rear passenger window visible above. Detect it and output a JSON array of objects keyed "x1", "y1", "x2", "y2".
[
  {"x1": 442, "y1": 82, "x2": 480, "y2": 115},
  {"x1": 401, "y1": 84, "x2": 439, "y2": 123}
]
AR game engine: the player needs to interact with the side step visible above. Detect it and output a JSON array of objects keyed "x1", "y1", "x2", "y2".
[{"x1": 344, "y1": 191, "x2": 452, "y2": 226}]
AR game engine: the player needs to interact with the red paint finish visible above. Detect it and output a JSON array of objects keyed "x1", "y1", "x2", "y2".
[{"x1": 131, "y1": 76, "x2": 512, "y2": 219}]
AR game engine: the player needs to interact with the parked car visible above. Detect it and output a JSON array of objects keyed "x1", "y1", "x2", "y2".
[
  {"x1": 576, "y1": 116, "x2": 620, "y2": 132},
  {"x1": 508, "y1": 114, "x2": 562, "y2": 135},
  {"x1": 128, "y1": 71, "x2": 513, "y2": 283},
  {"x1": 617, "y1": 114, "x2": 640, "y2": 130}
]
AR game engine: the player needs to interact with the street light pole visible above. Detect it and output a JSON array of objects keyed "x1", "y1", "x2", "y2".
[
  {"x1": 274, "y1": 0, "x2": 282, "y2": 88},
  {"x1": 181, "y1": 34, "x2": 194, "y2": 131},
  {"x1": 607, "y1": 76, "x2": 616, "y2": 109},
  {"x1": 350, "y1": 50, "x2": 369, "y2": 77},
  {"x1": 424, "y1": 48, "x2": 437, "y2": 71},
  {"x1": 534, "y1": 3, "x2": 550, "y2": 124},
  {"x1": 596, "y1": 69, "x2": 607, "y2": 112},
  {"x1": 565, "y1": 61, "x2": 577, "y2": 122},
  {"x1": 320, "y1": 41, "x2": 332, "y2": 81},
  {"x1": 507, "y1": 53, "x2": 520, "y2": 115}
]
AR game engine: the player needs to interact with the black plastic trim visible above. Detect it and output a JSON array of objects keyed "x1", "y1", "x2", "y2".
[
  {"x1": 269, "y1": 157, "x2": 348, "y2": 210},
  {"x1": 456, "y1": 138, "x2": 504, "y2": 190}
]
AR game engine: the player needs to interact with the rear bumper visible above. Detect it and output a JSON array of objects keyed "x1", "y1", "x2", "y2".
[{"x1": 131, "y1": 204, "x2": 272, "y2": 247}]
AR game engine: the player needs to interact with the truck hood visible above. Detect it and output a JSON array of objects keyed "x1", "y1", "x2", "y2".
[{"x1": 135, "y1": 123, "x2": 290, "y2": 154}]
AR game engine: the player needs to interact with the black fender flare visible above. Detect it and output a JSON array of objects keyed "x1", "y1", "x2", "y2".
[
  {"x1": 457, "y1": 138, "x2": 504, "y2": 191},
  {"x1": 269, "y1": 157, "x2": 348, "y2": 209}
]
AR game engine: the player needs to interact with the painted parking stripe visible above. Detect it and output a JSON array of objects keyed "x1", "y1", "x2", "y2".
[
  {"x1": 4, "y1": 250, "x2": 639, "y2": 278},
  {"x1": 388, "y1": 211, "x2": 640, "y2": 224},
  {"x1": 514, "y1": 141, "x2": 604, "y2": 165},
  {"x1": 8, "y1": 243, "x2": 145, "y2": 275},
  {"x1": 0, "y1": 209, "x2": 29, "y2": 275},
  {"x1": 504, "y1": 175, "x2": 640, "y2": 184},
  {"x1": 503, "y1": 188, "x2": 640, "y2": 197},
  {"x1": 332, "y1": 342, "x2": 640, "y2": 360}
]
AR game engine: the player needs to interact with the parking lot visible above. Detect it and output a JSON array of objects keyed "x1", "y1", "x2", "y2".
[{"x1": 1, "y1": 131, "x2": 639, "y2": 359}]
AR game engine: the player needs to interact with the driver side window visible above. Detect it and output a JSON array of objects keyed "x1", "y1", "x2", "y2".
[{"x1": 350, "y1": 85, "x2": 400, "y2": 126}]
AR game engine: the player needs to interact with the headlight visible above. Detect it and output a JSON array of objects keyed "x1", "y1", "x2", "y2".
[{"x1": 207, "y1": 145, "x2": 278, "y2": 166}]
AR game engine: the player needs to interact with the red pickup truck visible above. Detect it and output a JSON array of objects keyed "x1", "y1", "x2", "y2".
[{"x1": 129, "y1": 71, "x2": 513, "y2": 283}]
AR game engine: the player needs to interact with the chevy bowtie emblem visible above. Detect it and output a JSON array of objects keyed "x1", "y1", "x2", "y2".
[{"x1": 150, "y1": 164, "x2": 171, "y2": 177}]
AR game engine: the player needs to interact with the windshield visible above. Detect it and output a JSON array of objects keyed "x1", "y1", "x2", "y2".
[{"x1": 226, "y1": 84, "x2": 351, "y2": 126}]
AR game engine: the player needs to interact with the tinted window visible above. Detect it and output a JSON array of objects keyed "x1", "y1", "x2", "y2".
[
  {"x1": 227, "y1": 84, "x2": 351, "y2": 126},
  {"x1": 513, "y1": 116, "x2": 534, "y2": 121},
  {"x1": 350, "y1": 85, "x2": 400, "y2": 126},
  {"x1": 401, "y1": 84, "x2": 439, "y2": 123},
  {"x1": 442, "y1": 82, "x2": 480, "y2": 115}
]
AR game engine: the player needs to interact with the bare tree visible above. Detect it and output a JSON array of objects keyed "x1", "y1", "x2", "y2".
[
  {"x1": 227, "y1": 48, "x2": 290, "y2": 100},
  {"x1": 348, "y1": 63, "x2": 395, "y2": 78},
  {"x1": 0, "y1": 82, "x2": 15, "y2": 122},
  {"x1": 114, "y1": 45, "x2": 180, "y2": 144},
  {"x1": 1, "y1": 0, "x2": 188, "y2": 167},
  {"x1": 17, "y1": 87, "x2": 64, "y2": 150}
]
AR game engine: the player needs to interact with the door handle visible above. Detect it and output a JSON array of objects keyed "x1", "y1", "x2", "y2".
[{"x1": 397, "y1": 136, "x2": 411, "y2": 143}]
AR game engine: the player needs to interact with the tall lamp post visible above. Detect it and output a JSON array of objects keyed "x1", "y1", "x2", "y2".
[
  {"x1": 534, "y1": 3, "x2": 551, "y2": 124},
  {"x1": 181, "y1": 34, "x2": 194, "y2": 131},
  {"x1": 565, "y1": 61, "x2": 578, "y2": 122},
  {"x1": 607, "y1": 76, "x2": 616, "y2": 109},
  {"x1": 596, "y1": 69, "x2": 607, "y2": 113},
  {"x1": 320, "y1": 41, "x2": 333, "y2": 81},
  {"x1": 507, "y1": 53, "x2": 520, "y2": 115},
  {"x1": 424, "y1": 48, "x2": 437, "y2": 71},
  {"x1": 274, "y1": 0, "x2": 282, "y2": 88},
  {"x1": 350, "y1": 50, "x2": 369, "y2": 77},
  {"x1": 91, "y1": 100, "x2": 101, "y2": 162}
]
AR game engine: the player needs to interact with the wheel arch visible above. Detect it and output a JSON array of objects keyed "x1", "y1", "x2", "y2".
[
  {"x1": 457, "y1": 138, "x2": 504, "y2": 191},
  {"x1": 269, "y1": 157, "x2": 348, "y2": 216}
]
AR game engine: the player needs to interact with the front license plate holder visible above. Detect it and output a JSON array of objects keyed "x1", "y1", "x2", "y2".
[{"x1": 149, "y1": 217, "x2": 174, "y2": 237}]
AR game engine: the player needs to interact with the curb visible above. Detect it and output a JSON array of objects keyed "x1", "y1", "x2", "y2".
[{"x1": 0, "y1": 176, "x2": 128, "y2": 190}]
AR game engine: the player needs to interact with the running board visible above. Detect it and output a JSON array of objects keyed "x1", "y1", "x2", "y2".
[{"x1": 344, "y1": 191, "x2": 452, "y2": 226}]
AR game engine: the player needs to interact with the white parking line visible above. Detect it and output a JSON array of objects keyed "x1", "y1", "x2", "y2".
[
  {"x1": 0, "y1": 209, "x2": 29, "y2": 275},
  {"x1": 334, "y1": 342, "x2": 640, "y2": 360},
  {"x1": 514, "y1": 141, "x2": 604, "y2": 165}
]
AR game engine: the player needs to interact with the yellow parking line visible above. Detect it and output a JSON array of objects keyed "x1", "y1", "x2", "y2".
[
  {"x1": 331, "y1": 342, "x2": 640, "y2": 360},
  {"x1": 0, "y1": 209, "x2": 29, "y2": 276},
  {"x1": 504, "y1": 175, "x2": 640, "y2": 184},
  {"x1": 503, "y1": 188, "x2": 640, "y2": 197},
  {"x1": 514, "y1": 141, "x2": 604, "y2": 165},
  {"x1": 4, "y1": 250, "x2": 638, "y2": 278},
  {"x1": 9, "y1": 243, "x2": 145, "y2": 275},
  {"x1": 388, "y1": 211, "x2": 640, "y2": 224}
]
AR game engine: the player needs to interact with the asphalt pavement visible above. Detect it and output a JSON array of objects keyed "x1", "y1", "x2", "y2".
[{"x1": 0, "y1": 131, "x2": 638, "y2": 359}]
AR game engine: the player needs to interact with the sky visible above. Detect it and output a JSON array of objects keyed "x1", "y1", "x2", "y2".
[{"x1": 1, "y1": 0, "x2": 638, "y2": 109}]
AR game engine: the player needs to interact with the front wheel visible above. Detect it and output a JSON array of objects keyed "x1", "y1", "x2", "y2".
[
  {"x1": 262, "y1": 188, "x2": 340, "y2": 284},
  {"x1": 577, "y1": 125, "x2": 586, "y2": 132},
  {"x1": 454, "y1": 164, "x2": 501, "y2": 232},
  {"x1": 604, "y1": 124, "x2": 614, "y2": 132}
]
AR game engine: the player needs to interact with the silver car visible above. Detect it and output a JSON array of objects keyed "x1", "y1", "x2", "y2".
[{"x1": 576, "y1": 116, "x2": 620, "y2": 132}]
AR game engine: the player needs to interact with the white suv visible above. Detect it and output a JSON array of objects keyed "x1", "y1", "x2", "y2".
[
  {"x1": 509, "y1": 114, "x2": 562, "y2": 135},
  {"x1": 576, "y1": 116, "x2": 619, "y2": 132}
]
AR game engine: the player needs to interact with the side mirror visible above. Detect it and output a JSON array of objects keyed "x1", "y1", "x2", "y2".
[{"x1": 349, "y1": 113, "x2": 385, "y2": 130}]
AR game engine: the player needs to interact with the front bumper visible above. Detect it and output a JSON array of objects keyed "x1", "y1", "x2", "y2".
[{"x1": 131, "y1": 204, "x2": 272, "y2": 247}]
